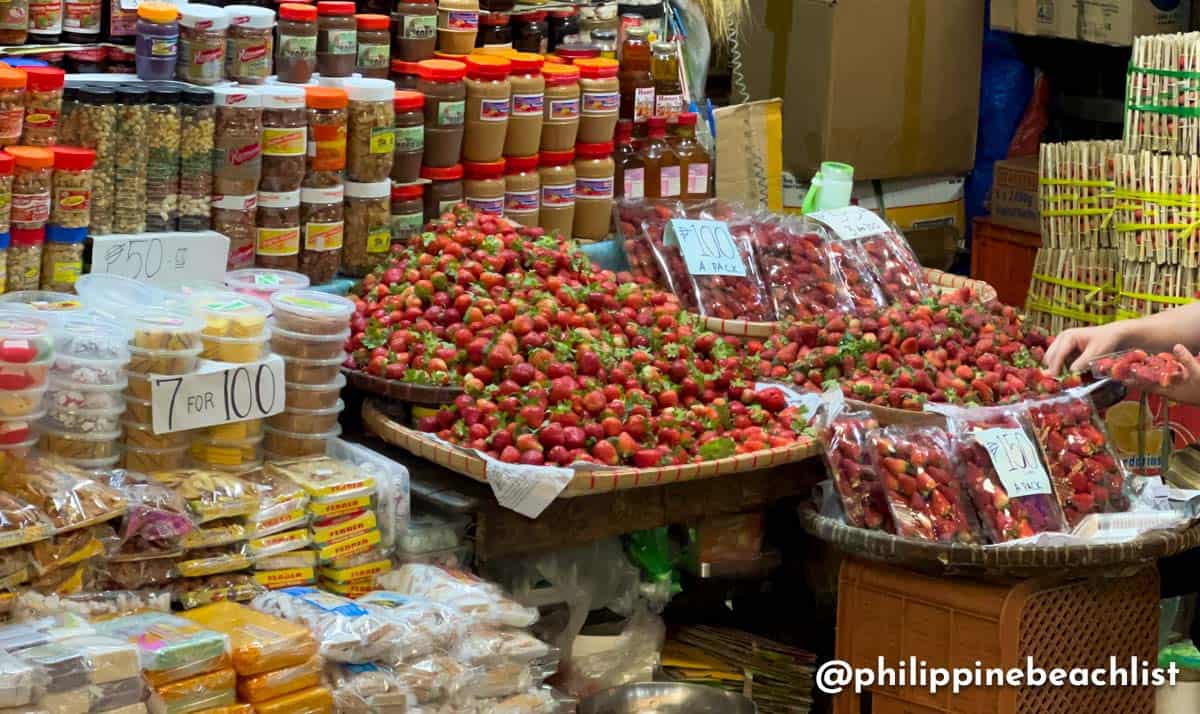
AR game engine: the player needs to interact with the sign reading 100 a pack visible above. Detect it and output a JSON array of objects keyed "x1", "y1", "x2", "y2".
[
  {"x1": 151, "y1": 355, "x2": 286, "y2": 433},
  {"x1": 665, "y1": 219, "x2": 747, "y2": 277}
]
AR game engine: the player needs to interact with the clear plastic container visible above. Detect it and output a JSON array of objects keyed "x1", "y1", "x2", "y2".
[
  {"x1": 282, "y1": 353, "x2": 345, "y2": 384},
  {"x1": 391, "y1": 90, "x2": 424, "y2": 184},
  {"x1": 224, "y1": 268, "x2": 311, "y2": 301},
  {"x1": 146, "y1": 84, "x2": 182, "y2": 232},
  {"x1": 0, "y1": 151, "x2": 14, "y2": 236},
  {"x1": 263, "y1": 425, "x2": 338, "y2": 457},
  {"x1": 268, "y1": 320, "x2": 346, "y2": 360},
  {"x1": 7, "y1": 227, "x2": 45, "y2": 292},
  {"x1": 396, "y1": 507, "x2": 468, "y2": 554},
  {"x1": 355, "y1": 14, "x2": 390, "y2": 78},
  {"x1": 50, "y1": 146, "x2": 95, "y2": 230},
  {"x1": 178, "y1": 4, "x2": 229, "y2": 86},
  {"x1": 180, "y1": 87, "x2": 216, "y2": 232},
  {"x1": 283, "y1": 374, "x2": 344, "y2": 410},
  {"x1": 213, "y1": 194, "x2": 258, "y2": 271},
  {"x1": 0, "y1": 384, "x2": 47, "y2": 418},
  {"x1": 135, "y1": 2, "x2": 181, "y2": 82},
  {"x1": 123, "y1": 419, "x2": 190, "y2": 449},
  {"x1": 130, "y1": 308, "x2": 204, "y2": 352},
  {"x1": 40, "y1": 225, "x2": 86, "y2": 293},
  {"x1": 0, "y1": 231, "x2": 10, "y2": 294},
  {"x1": 38, "y1": 423, "x2": 121, "y2": 460},
  {"x1": 43, "y1": 401, "x2": 122, "y2": 433},
  {"x1": 342, "y1": 179, "x2": 392, "y2": 277},
  {"x1": 49, "y1": 382, "x2": 126, "y2": 414},
  {"x1": 21, "y1": 68, "x2": 65, "y2": 148},
  {"x1": 9, "y1": 146, "x2": 53, "y2": 232},
  {"x1": 260, "y1": 85, "x2": 307, "y2": 193},
  {"x1": 213, "y1": 87, "x2": 263, "y2": 197},
  {"x1": 75, "y1": 273, "x2": 183, "y2": 325},
  {"x1": 76, "y1": 85, "x2": 118, "y2": 236},
  {"x1": 256, "y1": 189, "x2": 302, "y2": 272},
  {"x1": 113, "y1": 85, "x2": 150, "y2": 234},
  {"x1": 390, "y1": 181, "x2": 423, "y2": 243},
  {"x1": 191, "y1": 434, "x2": 264, "y2": 468},
  {"x1": 266, "y1": 400, "x2": 342, "y2": 433},
  {"x1": 0, "y1": 68, "x2": 26, "y2": 148},
  {"x1": 225, "y1": 5, "x2": 275, "y2": 85},
  {"x1": 299, "y1": 185, "x2": 343, "y2": 285},
  {"x1": 303, "y1": 86, "x2": 348, "y2": 189},
  {"x1": 345, "y1": 78, "x2": 395, "y2": 183}
]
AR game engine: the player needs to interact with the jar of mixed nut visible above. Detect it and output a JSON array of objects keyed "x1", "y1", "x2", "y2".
[
  {"x1": 0, "y1": 68, "x2": 26, "y2": 146},
  {"x1": 58, "y1": 85, "x2": 79, "y2": 146},
  {"x1": 256, "y1": 189, "x2": 301, "y2": 271},
  {"x1": 75, "y1": 85, "x2": 117, "y2": 236},
  {"x1": 299, "y1": 184, "x2": 343, "y2": 284},
  {"x1": 50, "y1": 146, "x2": 95, "y2": 230},
  {"x1": 179, "y1": 86, "x2": 215, "y2": 231},
  {"x1": 390, "y1": 181, "x2": 422, "y2": 244},
  {"x1": 212, "y1": 194, "x2": 257, "y2": 271},
  {"x1": 226, "y1": 5, "x2": 275, "y2": 85},
  {"x1": 303, "y1": 86, "x2": 347, "y2": 189},
  {"x1": 260, "y1": 85, "x2": 307, "y2": 193},
  {"x1": 0, "y1": 151, "x2": 13, "y2": 236},
  {"x1": 146, "y1": 84, "x2": 181, "y2": 232},
  {"x1": 113, "y1": 84, "x2": 150, "y2": 234},
  {"x1": 342, "y1": 178, "x2": 391, "y2": 277},
  {"x1": 40, "y1": 225, "x2": 85, "y2": 293},
  {"x1": 9, "y1": 146, "x2": 53, "y2": 232},
  {"x1": 213, "y1": 86, "x2": 263, "y2": 197},
  {"x1": 21, "y1": 67, "x2": 64, "y2": 147},
  {"x1": 8, "y1": 227, "x2": 44, "y2": 292},
  {"x1": 345, "y1": 78, "x2": 395, "y2": 183},
  {"x1": 178, "y1": 3, "x2": 228, "y2": 86}
]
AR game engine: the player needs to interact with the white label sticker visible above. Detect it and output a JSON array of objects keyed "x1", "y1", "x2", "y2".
[
  {"x1": 485, "y1": 457, "x2": 573, "y2": 518},
  {"x1": 151, "y1": 355, "x2": 286, "y2": 433},
  {"x1": 974, "y1": 427, "x2": 1053, "y2": 499},
  {"x1": 807, "y1": 206, "x2": 891, "y2": 241},
  {"x1": 665, "y1": 219, "x2": 747, "y2": 277},
  {"x1": 90, "y1": 231, "x2": 230, "y2": 287}
]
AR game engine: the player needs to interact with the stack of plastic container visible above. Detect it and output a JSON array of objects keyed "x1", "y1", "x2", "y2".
[
  {"x1": 38, "y1": 316, "x2": 130, "y2": 471},
  {"x1": 0, "y1": 316, "x2": 49, "y2": 466},
  {"x1": 264, "y1": 290, "x2": 351, "y2": 459},
  {"x1": 396, "y1": 507, "x2": 472, "y2": 568},
  {"x1": 224, "y1": 267, "x2": 310, "y2": 303}
]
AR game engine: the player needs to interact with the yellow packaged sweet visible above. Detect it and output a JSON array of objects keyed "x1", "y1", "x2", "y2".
[
  {"x1": 253, "y1": 567, "x2": 315, "y2": 590},
  {"x1": 320, "y1": 577, "x2": 376, "y2": 598},
  {"x1": 150, "y1": 668, "x2": 236, "y2": 714},
  {"x1": 182, "y1": 601, "x2": 317, "y2": 676},
  {"x1": 249, "y1": 508, "x2": 308, "y2": 539},
  {"x1": 176, "y1": 547, "x2": 253, "y2": 578},
  {"x1": 310, "y1": 511, "x2": 375, "y2": 547},
  {"x1": 248, "y1": 528, "x2": 311, "y2": 557},
  {"x1": 236, "y1": 656, "x2": 322, "y2": 703},
  {"x1": 306, "y1": 493, "x2": 371, "y2": 519},
  {"x1": 148, "y1": 470, "x2": 257, "y2": 524},
  {"x1": 250, "y1": 685, "x2": 332, "y2": 714},
  {"x1": 267, "y1": 457, "x2": 374, "y2": 501},
  {"x1": 319, "y1": 558, "x2": 391, "y2": 584},
  {"x1": 316, "y1": 529, "x2": 379, "y2": 564},
  {"x1": 194, "y1": 707, "x2": 252, "y2": 714},
  {"x1": 179, "y1": 520, "x2": 247, "y2": 550}
]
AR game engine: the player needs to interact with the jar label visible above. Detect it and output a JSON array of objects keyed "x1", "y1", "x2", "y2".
[
  {"x1": 309, "y1": 123, "x2": 347, "y2": 171},
  {"x1": 393, "y1": 124, "x2": 424, "y2": 153},
  {"x1": 366, "y1": 228, "x2": 391, "y2": 254},
  {"x1": 64, "y1": 0, "x2": 101, "y2": 33},
  {"x1": 505, "y1": 189, "x2": 538, "y2": 214},
  {"x1": 0, "y1": 191, "x2": 11, "y2": 214},
  {"x1": 0, "y1": 107, "x2": 23, "y2": 140},
  {"x1": 279, "y1": 34, "x2": 317, "y2": 60},
  {"x1": 512, "y1": 93, "x2": 544, "y2": 117},
  {"x1": 547, "y1": 98, "x2": 579, "y2": 122},
  {"x1": 357, "y1": 42, "x2": 389, "y2": 70},
  {"x1": 634, "y1": 86, "x2": 655, "y2": 123},
  {"x1": 402, "y1": 14, "x2": 436, "y2": 40},
  {"x1": 370, "y1": 127, "x2": 395, "y2": 154},
  {"x1": 623, "y1": 168, "x2": 645, "y2": 200},
  {"x1": 447, "y1": 10, "x2": 478, "y2": 30},
  {"x1": 542, "y1": 183, "x2": 575, "y2": 207},
  {"x1": 52, "y1": 261, "x2": 81, "y2": 286},
  {"x1": 151, "y1": 35, "x2": 179, "y2": 58},
  {"x1": 257, "y1": 226, "x2": 301, "y2": 256},
  {"x1": 55, "y1": 189, "x2": 91, "y2": 213},
  {"x1": 263, "y1": 127, "x2": 307, "y2": 157},
  {"x1": 220, "y1": 142, "x2": 263, "y2": 169},
  {"x1": 12, "y1": 192, "x2": 50, "y2": 224},
  {"x1": 0, "y1": 1, "x2": 27, "y2": 30},
  {"x1": 438, "y1": 198, "x2": 460, "y2": 214},
  {"x1": 233, "y1": 39, "x2": 271, "y2": 76},
  {"x1": 327, "y1": 28, "x2": 357, "y2": 55},
  {"x1": 655, "y1": 93, "x2": 683, "y2": 118},
  {"x1": 305, "y1": 221, "x2": 344, "y2": 251},
  {"x1": 29, "y1": 0, "x2": 62, "y2": 32},
  {"x1": 687, "y1": 164, "x2": 710, "y2": 195},
  {"x1": 108, "y1": 0, "x2": 134, "y2": 35},
  {"x1": 466, "y1": 196, "x2": 504, "y2": 216},
  {"x1": 660, "y1": 165, "x2": 681, "y2": 198},
  {"x1": 576, "y1": 177, "x2": 613, "y2": 200},
  {"x1": 187, "y1": 44, "x2": 225, "y2": 76},
  {"x1": 581, "y1": 91, "x2": 619, "y2": 116},
  {"x1": 24, "y1": 110, "x2": 57, "y2": 129},
  {"x1": 479, "y1": 98, "x2": 510, "y2": 123},
  {"x1": 437, "y1": 100, "x2": 466, "y2": 127},
  {"x1": 391, "y1": 211, "x2": 423, "y2": 239}
]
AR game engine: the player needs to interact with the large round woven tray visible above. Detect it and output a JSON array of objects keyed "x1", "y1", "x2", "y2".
[
  {"x1": 800, "y1": 506, "x2": 1200, "y2": 577},
  {"x1": 342, "y1": 368, "x2": 463, "y2": 405},
  {"x1": 362, "y1": 399, "x2": 820, "y2": 497}
]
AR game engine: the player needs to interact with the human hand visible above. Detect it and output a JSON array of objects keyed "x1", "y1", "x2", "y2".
[
  {"x1": 1043, "y1": 323, "x2": 1128, "y2": 375},
  {"x1": 1145, "y1": 345, "x2": 1200, "y2": 407}
]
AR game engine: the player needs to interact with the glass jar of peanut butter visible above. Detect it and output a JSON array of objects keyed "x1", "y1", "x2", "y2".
[
  {"x1": 420, "y1": 163, "x2": 463, "y2": 220},
  {"x1": 538, "y1": 149, "x2": 574, "y2": 239},
  {"x1": 576, "y1": 57, "x2": 619, "y2": 144},
  {"x1": 540, "y1": 63, "x2": 579, "y2": 152},
  {"x1": 417, "y1": 58, "x2": 466, "y2": 168},
  {"x1": 464, "y1": 159, "x2": 505, "y2": 216},
  {"x1": 463, "y1": 54, "x2": 511, "y2": 163},
  {"x1": 503, "y1": 154, "x2": 539, "y2": 228},
  {"x1": 573, "y1": 141, "x2": 613, "y2": 241},
  {"x1": 504, "y1": 52, "x2": 544, "y2": 158}
]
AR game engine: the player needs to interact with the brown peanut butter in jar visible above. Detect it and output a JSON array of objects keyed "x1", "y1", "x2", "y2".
[
  {"x1": 393, "y1": 0, "x2": 436, "y2": 62},
  {"x1": 317, "y1": 1, "x2": 357, "y2": 78},
  {"x1": 575, "y1": 57, "x2": 619, "y2": 144},
  {"x1": 355, "y1": 13, "x2": 391, "y2": 78},
  {"x1": 573, "y1": 141, "x2": 614, "y2": 241},
  {"x1": 420, "y1": 163, "x2": 463, "y2": 221},
  {"x1": 391, "y1": 90, "x2": 424, "y2": 184},
  {"x1": 276, "y1": 3, "x2": 318, "y2": 84},
  {"x1": 503, "y1": 153, "x2": 539, "y2": 228},
  {"x1": 463, "y1": 159, "x2": 505, "y2": 216},
  {"x1": 390, "y1": 181, "x2": 424, "y2": 243},
  {"x1": 504, "y1": 52, "x2": 544, "y2": 158},
  {"x1": 417, "y1": 59, "x2": 466, "y2": 169},
  {"x1": 538, "y1": 149, "x2": 574, "y2": 239},
  {"x1": 540, "y1": 63, "x2": 579, "y2": 152},
  {"x1": 390, "y1": 59, "x2": 422, "y2": 90},
  {"x1": 463, "y1": 54, "x2": 511, "y2": 163},
  {"x1": 436, "y1": 0, "x2": 478, "y2": 55}
]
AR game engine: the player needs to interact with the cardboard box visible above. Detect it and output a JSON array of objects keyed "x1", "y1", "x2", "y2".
[
  {"x1": 990, "y1": 156, "x2": 1040, "y2": 234},
  {"x1": 742, "y1": 0, "x2": 983, "y2": 181},
  {"x1": 992, "y1": 0, "x2": 1189, "y2": 45}
]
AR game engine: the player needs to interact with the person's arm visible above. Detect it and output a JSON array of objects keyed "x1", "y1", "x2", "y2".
[{"x1": 1044, "y1": 302, "x2": 1200, "y2": 374}]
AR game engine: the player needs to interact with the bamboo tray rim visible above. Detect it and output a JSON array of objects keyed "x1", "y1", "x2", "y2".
[{"x1": 342, "y1": 368, "x2": 464, "y2": 405}]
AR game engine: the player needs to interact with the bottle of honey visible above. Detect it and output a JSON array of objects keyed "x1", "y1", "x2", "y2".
[
  {"x1": 670, "y1": 112, "x2": 710, "y2": 200},
  {"x1": 641, "y1": 116, "x2": 679, "y2": 199}
]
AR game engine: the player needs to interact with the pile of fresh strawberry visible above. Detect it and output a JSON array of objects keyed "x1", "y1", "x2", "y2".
[
  {"x1": 1090, "y1": 349, "x2": 1187, "y2": 389},
  {"x1": 870, "y1": 427, "x2": 979, "y2": 543},
  {"x1": 1027, "y1": 396, "x2": 1129, "y2": 526}
]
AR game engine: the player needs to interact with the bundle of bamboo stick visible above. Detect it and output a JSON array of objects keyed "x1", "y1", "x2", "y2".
[{"x1": 1124, "y1": 32, "x2": 1200, "y2": 154}]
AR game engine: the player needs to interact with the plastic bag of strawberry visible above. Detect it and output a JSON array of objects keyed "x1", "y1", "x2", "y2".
[
  {"x1": 1088, "y1": 349, "x2": 1187, "y2": 390},
  {"x1": 827, "y1": 239, "x2": 886, "y2": 314},
  {"x1": 616, "y1": 199, "x2": 680, "y2": 289},
  {"x1": 681, "y1": 212, "x2": 776, "y2": 321},
  {"x1": 816, "y1": 391, "x2": 892, "y2": 531},
  {"x1": 867, "y1": 425, "x2": 981, "y2": 543},
  {"x1": 856, "y1": 228, "x2": 930, "y2": 306},
  {"x1": 932, "y1": 403, "x2": 1069, "y2": 544},
  {"x1": 1024, "y1": 385, "x2": 1131, "y2": 527},
  {"x1": 752, "y1": 215, "x2": 853, "y2": 320}
]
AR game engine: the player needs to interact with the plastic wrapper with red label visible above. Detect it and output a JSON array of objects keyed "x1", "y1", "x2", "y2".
[
  {"x1": 1089, "y1": 349, "x2": 1187, "y2": 390},
  {"x1": 751, "y1": 214, "x2": 852, "y2": 320},
  {"x1": 0, "y1": 458, "x2": 127, "y2": 533},
  {"x1": 816, "y1": 393, "x2": 890, "y2": 531},
  {"x1": 324, "y1": 662, "x2": 414, "y2": 713},
  {"x1": 182, "y1": 601, "x2": 318, "y2": 676},
  {"x1": 356, "y1": 591, "x2": 465, "y2": 663},
  {"x1": 827, "y1": 239, "x2": 885, "y2": 314},
  {"x1": 93, "y1": 612, "x2": 232, "y2": 687},
  {"x1": 378, "y1": 564, "x2": 539, "y2": 629},
  {"x1": 173, "y1": 574, "x2": 265, "y2": 610},
  {"x1": 250, "y1": 587, "x2": 398, "y2": 663},
  {"x1": 1025, "y1": 387, "x2": 1131, "y2": 526},
  {"x1": 855, "y1": 227, "x2": 929, "y2": 306},
  {"x1": 236, "y1": 655, "x2": 322, "y2": 703},
  {"x1": 94, "y1": 471, "x2": 195, "y2": 554},
  {"x1": 868, "y1": 426, "x2": 981, "y2": 544}
]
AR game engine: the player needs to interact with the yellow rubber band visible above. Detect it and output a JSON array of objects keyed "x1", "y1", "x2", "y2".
[
  {"x1": 1030, "y1": 273, "x2": 1119, "y2": 294},
  {"x1": 1025, "y1": 298, "x2": 1112, "y2": 324},
  {"x1": 1039, "y1": 178, "x2": 1114, "y2": 188},
  {"x1": 1113, "y1": 188, "x2": 1200, "y2": 207},
  {"x1": 1041, "y1": 208, "x2": 1114, "y2": 217}
]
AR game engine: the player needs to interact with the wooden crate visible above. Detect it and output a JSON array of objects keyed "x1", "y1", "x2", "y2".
[{"x1": 970, "y1": 216, "x2": 1041, "y2": 307}]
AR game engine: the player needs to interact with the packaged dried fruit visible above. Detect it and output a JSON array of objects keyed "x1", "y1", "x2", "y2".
[
  {"x1": 752, "y1": 214, "x2": 853, "y2": 320},
  {"x1": 146, "y1": 469, "x2": 257, "y2": 524},
  {"x1": 182, "y1": 601, "x2": 318, "y2": 676},
  {"x1": 173, "y1": 573, "x2": 266, "y2": 610},
  {"x1": 189, "y1": 435, "x2": 263, "y2": 470},
  {"x1": 1025, "y1": 387, "x2": 1131, "y2": 526},
  {"x1": 123, "y1": 447, "x2": 191, "y2": 480},
  {"x1": 29, "y1": 523, "x2": 114, "y2": 575},
  {"x1": 280, "y1": 377, "x2": 343, "y2": 415},
  {"x1": 94, "y1": 471, "x2": 194, "y2": 552},
  {"x1": 269, "y1": 289, "x2": 355, "y2": 336},
  {"x1": 868, "y1": 426, "x2": 980, "y2": 543},
  {"x1": 189, "y1": 291, "x2": 270, "y2": 338},
  {"x1": 816, "y1": 393, "x2": 890, "y2": 531},
  {"x1": 179, "y1": 519, "x2": 248, "y2": 550},
  {"x1": 855, "y1": 227, "x2": 928, "y2": 306},
  {"x1": 282, "y1": 353, "x2": 346, "y2": 384},
  {"x1": 236, "y1": 655, "x2": 322, "y2": 703},
  {"x1": 268, "y1": 320, "x2": 348, "y2": 360},
  {"x1": 37, "y1": 424, "x2": 122, "y2": 460},
  {"x1": 0, "y1": 457, "x2": 126, "y2": 533},
  {"x1": 130, "y1": 309, "x2": 204, "y2": 352},
  {"x1": 176, "y1": 546, "x2": 253, "y2": 578},
  {"x1": 267, "y1": 400, "x2": 344, "y2": 434},
  {"x1": 93, "y1": 611, "x2": 231, "y2": 687},
  {"x1": 1089, "y1": 349, "x2": 1187, "y2": 390}
]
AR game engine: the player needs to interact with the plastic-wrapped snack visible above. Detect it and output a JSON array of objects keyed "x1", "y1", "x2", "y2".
[
  {"x1": 390, "y1": 654, "x2": 479, "y2": 704},
  {"x1": 868, "y1": 426, "x2": 980, "y2": 544},
  {"x1": 236, "y1": 656, "x2": 322, "y2": 703},
  {"x1": 752, "y1": 214, "x2": 852, "y2": 320},
  {"x1": 315, "y1": 528, "x2": 380, "y2": 564},
  {"x1": 467, "y1": 662, "x2": 534, "y2": 700},
  {"x1": 816, "y1": 392, "x2": 890, "y2": 531},
  {"x1": 239, "y1": 469, "x2": 310, "y2": 536},
  {"x1": 173, "y1": 574, "x2": 265, "y2": 611},
  {"x1": 176, "y1": 546, "x2": 252, "y2": 578},
  {"x1": 0, "y1": 547, "x2": 31, "y2": 590},
  {"x1": 94, "y1": 471, "x2": 195, "y2": 551},
  {"x1": 1025, "y1": 386, "x2": 1131, "y2": 526},
  {"x1": 14, "y1": 641, "x2": 88, "y2": 692},
  {"x1": 488, "y1": 688, "x2": 560, "y2": 714},
  {"x1": 0, "y1": 491, "x2": 53, "y2": 549},
  {"x1": 319, "y1": 548, "x2": 391, "y2": 585},
  {"x1": 247, "y1": 686, "x2": 332, "y2": 714},
  {"x1": 147, "y1": 667, "x2": 236, "y2": 714},
  {"x1": 30, "y1": 524, "x2": 115, "y2": 576},
  {"x1": 37, "y1": 687, "x2": 90, "y2": 714},
  {"x1": 99, "y1": 705, "x2": 149, "y2": 714},
  {"x1": 87, "y1": 676, "x2": 144, "y2": 712},
  {"x1": 146, "y1": 470, "x2": 257, "y2": 524},
  {"x1": 254, "y1": 549, "x2": 317, "y2": 572},
  {"x1": 254, "y1": 566, "x2": 316, "y2": 591},
  {"x1": 855, "y1": 227, "x2": 928, "y2": 306},
  {"x1": 310, "y1": 510, "x2": 376, "y2": 547},
  {"x1": 266, "y1": 456, "x2": 375, "y2": 503},
  {"x1": 356, "y1": 591, "x2": 463, "y2": 663},
  {"x1": 179, "y1": 520, "x2": 247, "y2": 550},
  {"x1": 827, "y1": 239, "x2": 885, "y2": 314},
  {"x1": 58, "y1": 635, "x2": 140, "y2": 684},
  {"x1": 182, "y1": 601, "x2": 317, "y2": 676},
  {"x1": 328, "y1": 439, "x2": 410, "y2": 551},
  {"x1": 324, "y1": 662, "x2": 413, "y2": 714},
  {"x1": 93, "y1": 612, "x2": 231, "y2": 687},
  {"x1": 248, "y1": 528, "x2": 312, "y2": 559},
  {"x1": 454, "y1": 628, "x2": 552, "y2": 668},
  {"x1": 249, "y1": 587, "x2": 398, "y2": 663},
  {"x1": 0, "y1": 458, "x2": 127, "y2": 533},
  {"x1": 105, "y1": 555, "x2": 179, "y2": 590},
  {"x1": 378, "y1": 565, "x2": 539, "y2": 629},
  {"x1": 13, "y1": 590, "x2": 171, "y2": 622}
]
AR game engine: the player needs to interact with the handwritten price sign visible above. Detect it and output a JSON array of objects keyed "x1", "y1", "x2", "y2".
[
  {"x1": 974, "y1": 427, "x2": 1053, "y2": 499},
  {"x1": 91, "y1": 232, "x2": 230, "y2": 287},
  {"x1": 665, "y1": 219, "x2": 747, "y2": 277},
  {"x1": 151, "y1": 356, "x2": 286, "y2": 433},
  {"x1": 808, "y1": 206, "x2": 891, "y2": 241}
]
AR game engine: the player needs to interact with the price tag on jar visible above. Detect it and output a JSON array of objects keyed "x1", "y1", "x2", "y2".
[
  {"x1": 807, "y1": 206, "x2": 890, "y2": 241},
  {"x1": 664, "y1": 219, "x2": 746, "y2": 277},
  {"x1": 972, "y1": 427, "x2": 1054, "y2": 499},
  {"x1": 150, "y1": 355, "x2": 286, "y2": 434},
  {"x1": 91, "y1": 231, "x2": 230, "y2": 287}
]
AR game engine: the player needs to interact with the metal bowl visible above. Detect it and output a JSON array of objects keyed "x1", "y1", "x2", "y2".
[{"x1": 578, "y1": 682, "x2": 757, "y2": 714}]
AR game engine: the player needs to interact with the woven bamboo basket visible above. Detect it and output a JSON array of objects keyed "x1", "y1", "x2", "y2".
[
  {"x1": 362, "y1": 399, "x2": 820, "y2": 497},
  {"x1": 342, "y1": 368, "x2": 464, "y2": 405}
]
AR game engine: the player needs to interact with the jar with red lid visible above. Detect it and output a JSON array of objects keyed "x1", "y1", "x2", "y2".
[
  {"x1": 574, "y1": 141, "x2": 613, "y2": 241},
  {"x1": 503, "y1": 154, "x2": 538, "y2": 228},
  {"x1": 390, "y1": 59, "x2": 421, "y2": 90},
  {"x1": 50, "y1": 145, "x2": 95, "y2": 230},
  {"x1": 420, "y1": 163, "x2": 463, "y2": 221},
  {"x1": 355, "y1": 14, "x2": 390, "y2": 78},
  {"x1": 464, "y1": 159, "x2": 504, "y2": 216},
  {"x1": 277, "y1": 2, "x2": 318, "y2": 84},
  {"x1": 538, "y1": 149, "x2": 574, "y2": 239},
  {"x1": 476, "y1": 12, "x2": 510, "y2": 49},
  {"x1": 463, "y1": 54, "x2": 510, "y2": 163},
  {"x1": 576, "y1": 58, "x2": 619, "y2": 144},
  {"x1": 317, "y1": 1, "x2": 357, "y2": 78},
  {"x1": 511, "y1": 11, "x2": 546, "y2": 54},
  {"x1": 547, "y1": 8, "x2": 579, "y2": 52},
  {"x1": 504, "y1": 52, "x2": 543, "y2": 158},
  {"x1": 392, "y1": 0, "x2": 436, "y2": 62},
  {"x1": 555, "y1": 42, "x2": 599, "y2": 63},
  {"x1": 390, "y1": 181, "x2": 423, "y2": 243},
  {"x1": 392, "y1": 90, "x2": 424, "y2": 184},
  {"x1": 417, "y1": 58, "x2": 466, "y2": 169}
]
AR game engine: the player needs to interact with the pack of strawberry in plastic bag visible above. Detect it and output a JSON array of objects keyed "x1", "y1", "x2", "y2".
[
  {"x1": 816, "y1": 392, "x2": 891, "y2": 532},
  {"x1": 855, "y1": 226, "x2": 929, "y2": 306},
  {"x1": 751, "y1": 214, "x2": 853, "y2": 320},
  {"x1": 826, "y1": 239, "x2": 886, "y2": 314},
  {"x1": 616, "y1": 199, "x2": 678, "y2": 289}
]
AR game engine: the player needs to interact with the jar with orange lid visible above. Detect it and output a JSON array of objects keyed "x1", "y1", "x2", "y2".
[
  {"x1": 503, "y1": 154, "x2": 538, "y2": 228},
  {"x1": 393, "y1": 0, "x2": 436, "y2": 62},
  {"x1": 504, "y1": 53, "x2": 544, "y2": 158},
  {"x1": 391, "y1": 181, "x2": 423, "y2": 242},
  {"x1": 418, "y1": 59, "x2": 466, "y2": 168},
  {"x1": 0, "y1": 69, "x2": 26, "y2": 146},
  {"x1": 317, "y1": 1, "x2": 357, "y2": 78},
  {"x1": 277, "y1": 2, "x2": 318, "y2": 84},
  {"x1": 463, "y1": 55, "x2": 510, "y2": 163},
  {"x1": 390, "y1": 59, "x2": 422, "y2": 90},
  {"x1": 573, "y1": 142, "x2": 613, "y2": 241},
  {"x1": 391, "y1": 90, "x2": 424, "y2": 184},
  {"x1": 538, "y1": 149, "x2": 574, "y2": 239},
  {"x1": 304, "y1": 86, "x2": 347, "y2": 189},
  {"x1": 464, "y1": 159, "x2": 504, "y2": 216},
  {"x1": 541, "y1": 63, "x2": 579, "y2": 152},
  {"x1": 355, "y1": 14, "x2": 390, "y2": 78},
  {"x1": 555, "y1": 43, "x2": 599, "y2": 64},
  {"x1": 576, "y1": 58, "x2": 619, "y2": 144},
  {"x1": 437, "y1": 0, "x2": 478, "y2": 56},
  {"x1": 22, "y1": 67, "x2": 65, "y2": 147},
  {"x1": 135, "y1": 2, "x2": 180, "y2": 82},
  {"x1": 8, "y1": 146, "x2": 53, "y2": 232},
  {"x1": 420, "y1": 163, "x2": 462, "y2": 221},
  {"x1": 0, "y1": 151, "x2": 14, "y2": 235}
]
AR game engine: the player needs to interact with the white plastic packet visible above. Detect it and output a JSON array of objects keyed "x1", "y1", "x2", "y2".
[
  {"x1": 378, "y1": 565, "x2": 538, "y2": 629},
  {"x1": 250, "y1": 587, "x2": 397, "y2": 663},
  {"x1": 356, "y1": 591, "x2": 466, "y2": 662}
]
